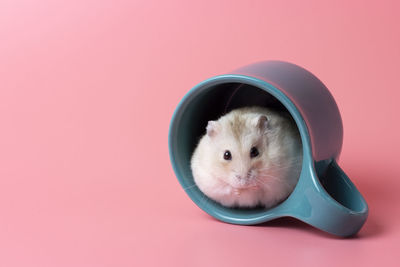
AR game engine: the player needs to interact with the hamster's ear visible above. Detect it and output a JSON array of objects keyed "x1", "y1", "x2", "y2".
[
  {"x1": 206, "y1": 121, "x2": 220, "y2": 137},
  {"x1": 255, "y1": 115, "x2": 269, "y2": 131}
]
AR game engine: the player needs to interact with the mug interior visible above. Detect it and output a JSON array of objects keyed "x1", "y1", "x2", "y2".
[{"x1": 169, "y1": 81, "x2": 304, "y2": 220}]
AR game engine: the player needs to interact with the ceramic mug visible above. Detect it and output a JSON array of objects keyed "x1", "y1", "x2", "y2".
[{"x1": 168, "y1": 61, "x2": 368, "y2": 237}]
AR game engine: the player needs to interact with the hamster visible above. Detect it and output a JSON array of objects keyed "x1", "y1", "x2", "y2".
[{"x1": 190, "y1": 106, "x2": 302, "y2": 209}]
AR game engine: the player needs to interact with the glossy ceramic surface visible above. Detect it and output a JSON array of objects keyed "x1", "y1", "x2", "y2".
[{"x1": 168, "y1": 61, "x2": 368, "y2": 237}]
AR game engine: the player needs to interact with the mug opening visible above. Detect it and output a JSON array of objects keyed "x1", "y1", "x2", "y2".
[{"x1": 170, "y1": 80, "x2": 304, "y2": 220}]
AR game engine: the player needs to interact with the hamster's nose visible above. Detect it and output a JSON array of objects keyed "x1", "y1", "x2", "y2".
[
  {"x1": 236, "y1": 171, "x2": 251, "y2": 179},
  {"x1": 235, "y1": 174, "x2": 250, "y2": 181},
  {"x1": 235, "y1": 174, "x2": 244, "y2": 180}
]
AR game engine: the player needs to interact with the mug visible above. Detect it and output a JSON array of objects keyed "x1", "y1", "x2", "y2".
[{"x1": 168, "y1": 61, "x2": 368, "y2": 237}]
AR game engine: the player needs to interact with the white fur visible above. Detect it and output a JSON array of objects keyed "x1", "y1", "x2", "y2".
[{"x1": 190, "y1": 106, "x2": 302, "y2": 209}]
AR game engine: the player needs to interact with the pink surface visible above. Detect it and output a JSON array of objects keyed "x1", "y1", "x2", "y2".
[{"x1": 0, "y1": 0, "x2": 399, "y2": 266}]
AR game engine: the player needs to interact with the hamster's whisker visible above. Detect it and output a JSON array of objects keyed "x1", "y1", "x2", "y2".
[
  {"x1": 257, "y1": 164, "x2": 300, "y2": 173},
  {"x1": 256, "y1": 174, "x2": 281, "y2": 185},
  {"x1": 256, "y1": 160, "x2": 302, "y2": 172},
  {"x1": 275, "y1": 158, "x2": 302, "y2": 165},
  {"x1": 259, "y1": 174, "x2": 281, "y2": 180},
  {"x1": 271, "y1": 163, "x2": 302, "y2": 171},
  {"x1": 270, "y1": 155, "x2": 302, "y2": 161},
  {"x1": 183, "y1": 184, "x2": 198, "y2": 191},
  {"x1": 270, "y1": 157, "x2": 302, "y2": 167},
  {"x1": 259, "y1": 162, "x2": 301, "y2": 170},
  {"x1": 255, "y1": 176, "x2": 290, "y2": 191},
  {"x1": 254, "y1": 177, "x2": 272, "y2": 190},
  {"x1": 273, "y1": 159, "x2": 302, "y2": 166},
  {"x1": 260, "y1": 173, "x2": 291, "y2": 187},
  {"x1": 258, "y1": 175, "x2": 291, "y2": 188},
  {"x1": 199, "y1": 189, "x2": 211, "y2": 208}
]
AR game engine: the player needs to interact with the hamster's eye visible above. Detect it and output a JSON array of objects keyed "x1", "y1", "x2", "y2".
[
  {"x1": 250, "y1": 147, "x2": 259, "y2": 158},
  {"x1": 223, "y1": 150, "x2": 232, "y2": 160}
]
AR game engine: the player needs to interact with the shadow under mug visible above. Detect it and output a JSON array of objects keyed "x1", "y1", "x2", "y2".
[{"x1": 168, "y1": 61, "x2": 368, "y2": 237}]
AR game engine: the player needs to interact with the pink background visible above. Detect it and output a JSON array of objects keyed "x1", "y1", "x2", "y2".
[{"x1": 1, "y1": 0, "x2": 399, "y2": 266}]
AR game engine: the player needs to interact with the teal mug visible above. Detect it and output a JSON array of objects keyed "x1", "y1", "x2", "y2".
[{"x1": 168, "y1": 61, "x2": 368, "y2": 237}]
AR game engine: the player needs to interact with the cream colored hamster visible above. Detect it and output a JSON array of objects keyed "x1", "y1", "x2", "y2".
[{"x1": 190, "y1": 106, "x2": 302, "y2": 209}]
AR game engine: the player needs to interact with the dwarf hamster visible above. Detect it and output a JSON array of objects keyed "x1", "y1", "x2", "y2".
[{"x1": 190, "y1": 106, "x2": 302, "y2": 209}]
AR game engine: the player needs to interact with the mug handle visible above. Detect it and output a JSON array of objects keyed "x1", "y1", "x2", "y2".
[{"x1": 287, "y1": 160, "x2": 368, "y2": 237}]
